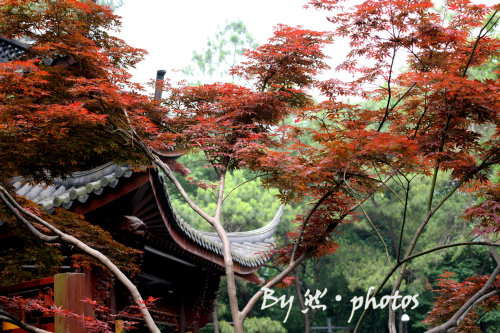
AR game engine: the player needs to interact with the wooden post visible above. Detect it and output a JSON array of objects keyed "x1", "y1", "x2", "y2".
[
  {"x1": 311, "y1": 317, "x2": 349, "y2": 332},
  {"x1": 54, "y1": 273, "x2": 93, "y2": 333},
  {"x1": 327, "y1": 318, "x2": 332, "y2": 333}
]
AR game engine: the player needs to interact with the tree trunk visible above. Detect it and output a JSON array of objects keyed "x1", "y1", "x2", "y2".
[
  {"x1": 212, "y1": 309, "x2": 220, "y2": 333},
  {"x1": 295, "y1": 268, "x2": 311, "y2": 333},
  {"x1": 233, "y1": 318, "x2": 244, "y2": 333},
  {"x1": 388, "y1": 262, "x2": 407, "y2": 333},
  {"x1": 398, "y1": 308, "x2": 403, "y2": 333}
]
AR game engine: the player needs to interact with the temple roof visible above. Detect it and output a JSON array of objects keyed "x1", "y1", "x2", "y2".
[
  {"x1": 12, "y1": 163, "x2": 280, "y2": 269},
  {"x1": 153, "y1": 170, "x2": 281, "y2": 268},
  {"x1": 0, "y1": 36, "x2": 27, "y2": 63},
  {"x1": 4, "y1": 34, "x2": 279, "y2": 273},
  {"x1": 12, "y1": 163, "x2": 132, "y2": 213}
]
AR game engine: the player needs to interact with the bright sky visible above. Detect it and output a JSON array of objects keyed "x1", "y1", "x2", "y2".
[
  {"x1": 116, "y1": 0, "x2": 497, "y2": 92},
  {"x1": 116, "y1": 0, "x2": 336, "y2": 89}
]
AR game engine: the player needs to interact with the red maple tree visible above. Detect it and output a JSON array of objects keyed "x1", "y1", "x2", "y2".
[
  {"x1": 148, "y1": 1, "x2": 499, "y2": 329},
  {"x1": 0, "y1": 1, "x2": 163, "y2": 332},
  {"x1": 1, "y1": 0, "x2": 499, "y2": 333}
]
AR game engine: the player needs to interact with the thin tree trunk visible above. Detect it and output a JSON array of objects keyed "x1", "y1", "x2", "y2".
[
  {"x1": 388, "y1": 262, "x2": 407, "y2": 333},
  {"x1": 212, "y1": 308, "x2": 220, "y2": 333},
  {"x1": 295, "y1": 268, "x2": 311, "y2": 333},
  {"x1": 398, "y1": 308, "x2": 403, "y2": 333},
  {"x1": 479, "y1": 250, "x2": 492, "y2": 275}
]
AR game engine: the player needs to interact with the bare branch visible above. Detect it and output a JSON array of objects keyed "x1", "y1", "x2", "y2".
[
  {"x1": 397, "y1": 179, "x2": 410, "y2": 262},
  {"x1": 223, "y1": 173, "x2": 270, "y2": 203},
  {"x1": 131, "y1": 137, "x2": 216, "y2": 226},
  {"x1": 359, "y1": 204, "x2": 391, "y2": 264},
  {"x1": 0, "y1": 186, "x2": 161, "y2": 333},
  {"x1": 0, "y1": 191, "x2": 59, "y2": 242},
  {"x1": 0, "y1": 311, "x2": 51, "y2": 333},
  {"x1": 354, "y1": 241, "x2": 500, "y2": 332},
  {"x1": 425, "y1": 265, "x2": 500, "y2": 333},
  {"x1": 343, "y1": 169, "x2": 391, "y2": 263}
]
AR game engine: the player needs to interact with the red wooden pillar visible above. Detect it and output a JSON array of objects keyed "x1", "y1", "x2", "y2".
[{"x1": 54, "y1": 273, "x2": 93, "y2": 333}]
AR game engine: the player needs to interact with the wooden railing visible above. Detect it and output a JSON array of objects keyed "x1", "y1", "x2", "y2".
[{"x1": 0, "y1": 277, "x2": 55, "y2": 332}]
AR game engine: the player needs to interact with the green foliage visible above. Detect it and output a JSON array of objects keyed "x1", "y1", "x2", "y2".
[
  {"x1": 358, "y1": 174, "x2": 471, "y2": 291},
  {"x1": 96, "y1": 0, "x2": 123, "y2": 10},
  {"x1": 218, "y1": 317, "x2": 287, "y2": 333},
  {"x1": 167, "y1": 153, "x2": 302, "y2": 232},
  {"x1": 333, "y1": 226, "x2": 394, "y2": 291},
  {"x1": 248, "y1": 172, "x2": 477, "y2": 332},
  {"x1": 182, "y1": 20, "x2": 258, "y2": 83},
  {"x1": 469, "y1": 56, "x2": 500, "y2": 82},
  {"x1": 219, "y1": 320, "x2": 235, "y2": 333},
  {"x1": 479, "y1": 310, "x2": 500, "y2": 333},
  {"x1": 175, "y1": 165, "x2": 478, "y2": 331},
  {"x1": 243, "y1": 317, "x2": 287, "y2": 333}
]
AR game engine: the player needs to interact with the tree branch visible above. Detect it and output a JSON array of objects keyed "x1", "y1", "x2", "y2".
[
  {"x1": 377, "y1": 82, "x2": 417, "y2": 132},
  {"x1": 0, "y1": 311, "x2": 51, "y2": 333},
  {"x1": 424, "y1": 265, "x2": 500, "y2": 333},
  {"x1": 427, "y1": 114, "x2": 451, "y2": 212},
  {"x1": 397, "y1": 179, "x2": 410, "y2": 262},
  {"x1": 240, "y1": 252, "x2": 310, "y2": 319},
  {"x1": 359, "y1": 204, "x2": 391, "y2": 264},
  {"x1": 290, "y1": 190, "x2": 334, "y2": 262},
  {"x1": 462, "y1": 11, "x2": 499, "y2": 78},
  {"x1": 377, "y1": 46, "x2": 397, "y2": 132},
  {"x1": 129, "y1": 136, "x2": 216, "y2": 226},
  {"x1": 0, "y1": 186, "x2": 161, "y2": 333},
  {"x1": 215, "y1": 171, "x2": 226, "y2": 221},
  {"x1": 354, "y1": 241, "x2": 500, "y2": 332},
  {"x1": 223, "y1": 173, "x2": 270, "y2": 203},
  {"x1": 0, "y1": 191, "x2": 59, "y2": 242}
]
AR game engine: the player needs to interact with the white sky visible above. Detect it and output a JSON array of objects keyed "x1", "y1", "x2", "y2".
[
  {"x1": 116, "y1": 0, "x2": 337, "y2": 90},
  {"x1": 116, "y1": 0, "x2": 497, "y2": 93}
]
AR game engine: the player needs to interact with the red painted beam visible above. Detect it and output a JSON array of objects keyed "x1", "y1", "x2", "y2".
[{"x1": 0, "y1": 277, "x2": 54, "y2": 294}]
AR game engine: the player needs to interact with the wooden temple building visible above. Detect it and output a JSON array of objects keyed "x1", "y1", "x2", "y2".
[{"x1": 0, "y1": 37, "x2": 282, "y2": 332}]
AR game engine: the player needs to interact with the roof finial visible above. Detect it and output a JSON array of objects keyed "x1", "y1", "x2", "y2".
[{"x1": 154, "y1": 69, "x2": 167, "y2": 101}]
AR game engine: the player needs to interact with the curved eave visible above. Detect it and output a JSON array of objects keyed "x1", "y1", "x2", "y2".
[
  {"x1": 200, "y1": 205, "x2": 283, "y2": 244},
  {"x1": 11, "y1": 162, "x2": 281, "y2": 275},
  {"x1": 149, "y1": 169, "x2": 279, "y2": 274}
]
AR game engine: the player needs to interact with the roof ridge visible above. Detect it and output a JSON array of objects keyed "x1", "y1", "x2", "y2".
[
  {"x1": 154, "y1": 170, "x2": 277, "y2": 268},
  {"x1": 200, "y1": 205, "x2": 283, "y2": 242}
]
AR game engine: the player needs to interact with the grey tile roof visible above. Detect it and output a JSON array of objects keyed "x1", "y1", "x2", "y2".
[
  {"x1": 154, "y1": 170, "x2": 281, "y2": 268},
  {"x1": 12, "y1": 163, "x2": 280, "y2": 268},
  {"x1": 12, "y1": 163, "x2": 133, "y2": 214},
  {"x1": 0, "y1": 37, "x2": 27, "y2": 63}
]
